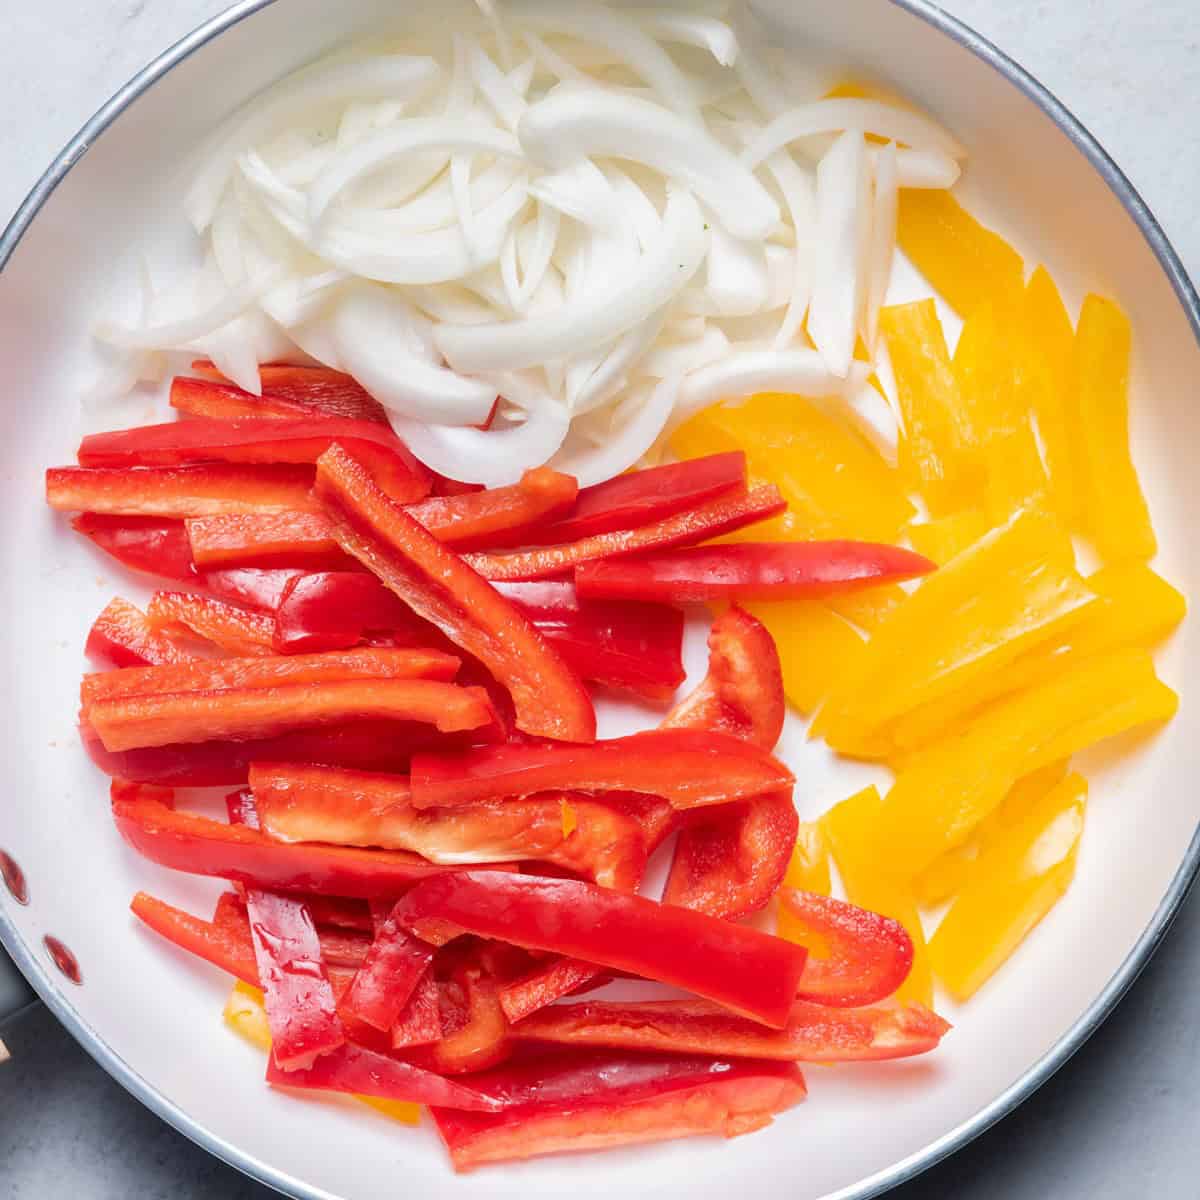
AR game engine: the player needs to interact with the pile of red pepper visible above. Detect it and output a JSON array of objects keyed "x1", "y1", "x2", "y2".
[{"x1": 48, "y1": 363, "x2": 946, "y2": 1171}]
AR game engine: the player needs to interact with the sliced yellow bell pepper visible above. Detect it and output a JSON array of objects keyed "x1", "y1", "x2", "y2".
[
  {"x1": 824, "y1": 584, "x2": 909, "y2": 633},
  {"x1": 1073, "y1": 293, "x2": 1156, "y2": 561},
  {"x1": 879, "y1": 299, "x2": 980, "y2": 515},
  {"x1": 743, "y1": 599, "x2": 864, "y2": 716},
  {"x1": 223, "y1": 982, "x2": 420, "y2": 1125},
  {"x1": 671, "y1": 393, "x2": 913, "y2": 544},
  {"x1": 929, "y1": 773, "x2": 1087, "y2": 1000},
  {"x1": 887, "y1": 562, "x2": 1185, "y2": 753},
  {"x1": 876, "y1": 649, "x2": 1174, "y2": 878},
  {"x1": 819, "y1": 786, "x2": 933, "y2": 1006},
  {"x1": 896, "y1": 189, "x2": 1025, "y2": 319},
  {"x1": 1023, "y1": 266, "x2": 1081, "y2": 522},
  {"x1": 983, "y1": 423, "x2": 1051, "y2": 526},
  {"x1": 776, "y1": 822, "x2": 832, "y2": 942},
  {"x1": 909, "y1": 509, "x2": 988, "y2": 565},
  {"x1": 814, "y1": 508, "x2": 1100, "y2": 754}
]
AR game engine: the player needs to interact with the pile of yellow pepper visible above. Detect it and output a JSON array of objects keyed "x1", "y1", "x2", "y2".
[{"x1": 671, "y1": 190, "x2": 1184, "y2": 1006}]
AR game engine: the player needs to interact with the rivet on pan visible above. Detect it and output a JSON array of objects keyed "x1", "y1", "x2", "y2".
[
  {"x1": 0, "y1": 849, "x2": 28, "y2": 905},
  {"x1": 43, "y1": 936, "x2": 82, "y2": 986}
]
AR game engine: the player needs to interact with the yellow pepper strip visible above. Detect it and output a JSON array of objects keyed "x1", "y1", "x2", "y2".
[
  {"x1": 776, "y1": 822, "x2": 833, "y2": 943},
  {"x1": 814, "y1": 508, "x2": 1100, "y2": 754},
  {"x1": 913, "y1": 761, "x2": 1068, "y2": 907},
  {"x1": 887, "y1": 562, "x2": 1185, "y2": 753},
  {"x1": 223, "y1": 982, "x2": 421, "y2": 1126},
  {"x1": 876, "y1": 649, "x2": 1174, "y2": 879},
  {"x1": 671, "y1": 393, "x2": 913, "y2": 543},
  {"x1": 929, "y1": 773, "x2": 1087, "y2": 1000},
  {"x1": 1023, "y1": 266, "x2": 1081, "y2": 522},
  {"x1": 909, "y1": 509, "x2": 989, "y2": 565},
  {"x1": 743, "y1": 599, "x2": 865, "y2": 717},
  {"x1": 983, "y1": 423, "x2": 1051, "y2": 526},
  {"x1": 819, "y1": 787, "x2": 933, "y2": 1006},
  {"x1": 896, "y1": 189, "x2": 1025, "y2": 319},
  {"x1": 1073, "y1": 293, "x2": 1157, "y2": 561},
  {"x1": 879, "y1": 300, "x2": 981, "y2": 515},
  {"x1": 824, "y1": 584, "x2": 909, "y2": 633}
]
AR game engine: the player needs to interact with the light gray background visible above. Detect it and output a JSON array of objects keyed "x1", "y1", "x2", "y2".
[{"x1": 2, "y1": 1, "x2": 1198, "y2": 1197}]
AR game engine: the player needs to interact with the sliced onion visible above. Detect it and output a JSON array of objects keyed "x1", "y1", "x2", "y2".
[
  {"x1": 435, "y1": 186, "x2": 706, "y2": 371},
  {"x1": 888, "y1": 147, "x2": 961, "y2": 189},
  {"x1": 570, "y1": 307, "x2": 667, "y2": 413},
  {"x1": 467, "y1": 38, "x2": 529, "y2": 131},
  {"x1": 807, "y1": 131, "x2": 869, "y2": 378},
  {"x1": 521, "y1": 30, "x2": 589, "y2": 84},
  {"x1": 862, "y1": 140, "x2": 898, "y2": 352},
  {"x1": 705, "y1": 225, "x2": 770, "y2": 316},
  {"x1": 553, "y1": 373, "x2": 679, "y2": 486},
  {"x1": 761, "y1": 149, "x2": 816, "y2": 346},
  {"x1": 514, "y1": 202, "x2": 560, "y2": 307},
  {"x1": 528, "y1": 159, "x2": 621, "y2": 229},
  {"x1": 185, "y1": 56, "x2": 442, "y2": 232},
  {"x1": 641, "y1": 323, "x2": 729, "y2": 377},
  {"x1": 519, "y1": 89, "x2": 778, "y2": 240},
  {"x1": 633, "y1": 10, "x2": 738, "y2": 66},
  {"x1": 603, "y1": 165, "x2": 663, "y2": 251},
  {"x1": 333, "y1": 285, "x2": 496, "y2": 425}
]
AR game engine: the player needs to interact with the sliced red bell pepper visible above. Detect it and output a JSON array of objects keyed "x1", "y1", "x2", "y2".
[
  {"x1": 531, "y1": 451, "x2": 747, "y2": 543},
  {"x1": 80, "y1": 718, "x2": 444, "y2": 787},
  {"x1": 464, "y1": 484, "x2": 787, "y2": 582},
  {"x1": 131, "y1": 891, "x2": 261, "y2": 987},
  {"x1": 576, "y1": 541, "x2": 937, "y2": 604},
  {"x1": 431, "y1": 474, "x2": 486, "y2": 497},
  {"x1": 499, "y1": 957, "x2": 612, "y2": 1024},
  {"x1": 77, "y1": 415, "x2": 430, "y2": 503},
  {"x1": 72, "y1": 513, "x2": 197, "y2": 581},
  {"x1": 186, "y1": 511, "x2": 345, "y2": 570},
  {"x1": 85, "y1": 598, "x2": 195, "y2": 669},
  {"x1": 113, "y1": 792, "x2": 471, "y2": 898},
  {"x1": 81, "y1": 645, "x2": 460, "y2": 708},
  {"x1": 431, "y1": 1050, "x2": 806, "y2": 1171},
  {"x1": 340, "y1": 903, "x2": 435, "y2": 1034},
  {"x1": 409, "y1": 729, "x2": 794, "y2": 813},
  {"x1": 226, "y1": 791, "x2": 346, "y2": 1070},
  {"x1": 212, "y1": 892, "x2": 369, "y2": 970},
  {"x1": 392, "y1": 967, "x2": 443, "y2": 1047},
  {"x1": 404, "y1": 467, "x2": 579, "y2": 550},
  {"x1": 299, "y1": 895, "x2": 375, "y2": 934},
  {"x1": 47, "y1": 464, "x2": 320, "y2": 517},
  {"x1": 204, "y1": 567, "x2": 306, "y2": 611},
  {"x1": 780, "y1": 889, "x2": 915, "y2": 1007},
  {"x1": 314, "y1": 444, "x2": 596, "y2": 744},
  {"x1": 249, "y1": 763, "x2": 646, "y2": 891},
  {"x1": 273, "y1": 572, "x2": 421, "y2": 654},
  {"x1": 89, "y1": 677, "x2": 494, "y2": 752},
  {"x1": 265, "y1": 1041, "x2": 503, "y2": 1111},
  {"x1": 391, "y1": 871, "x2": 808, "y2": 1027},
  {"x1": 174, "y1": 365, "x2": 390, "y2": 424},
  {"x1": 510, "y1": 996, "x2": 950, "y2": 1063},
  {"x1": 147, "y1": 590, "x2": 276, "y2": 656}
]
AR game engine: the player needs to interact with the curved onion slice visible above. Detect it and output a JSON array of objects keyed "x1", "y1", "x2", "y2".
[
  {"x1": 742, "y1": 97, "x2": 966, "y2": 168},
  {"x1": 528, "y1": 160, "x2": 621, "y2": 229},
  {"x1": 554, "y1": 373, "x2": 679, "y2": 486},
  {"x1": 862, "y1": 141, "x2": 899, "y2": 352},
  {"x1": 634, "y1": 10, "x2": 738, "y2": 66},
  {"x1": 308, "y1": 119, "x2": 523, "y2": 227},
  {"x1": 762, "y1": 149, "x2": 816, "y2": 346},
  {"x1": 332, "y1": 285, "x2": 496, "y2": 425},
  {"x1": 641, "y1": 323, "x2": 729, "y2": 378},
  {"x1": 519, "y1": 90, "x2": 778, "y2": 240},
  {"x1": 186, "y1": 56, "x2": 442, "y2": 232},
  {"x1": 889, "y1": 147, "x2": 961, "y2": 189},
  {"x1": 435, "y1": 187, "x2": 707, "y2": 371},
  {"x1": 467, "y1": 39, "x2": 529, "y2": 131},
  {"x1": 570, "y1": 308, "x2": 668, "y2": 414},
  {"x1": 705, "y1": 226, "x2": 770, "y2": 316}
]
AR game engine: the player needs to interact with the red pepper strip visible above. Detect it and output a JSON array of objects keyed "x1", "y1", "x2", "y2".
[
  {"x1": 81, "y1": 646, "x2": 460, "y2": 708},
  {"x1": 265, "y1": 1041, "x2": 503, "y2": 1112},
  {"x1": 174, "y1": 365, "x2": 390, "y2": 424},
  {"x1": 71, "y1": 514, "x2": 197, "y2": 581},
  {"x1": 409, "y1": 729, "x2": 794, "y2": 813},
  {"x1": 499, "y1": 957, "x2": 610, "y2": 1024},
  {"x1": 431, "y1": 1050, "x2": 806, "y2": 1171},
  {"x1": 212, "y1": 891, "x2": 371, "y2": 970},
  {"x1": 113, "y1": 793, "x2": 477, "y2": 898},
  {"x1": 577, "y1": 541, "x2": 937, "y2": 604},
  {"x1": 77, "y1": 416, "x2": 430, "y2": 504},
  {"x1": 404, "y1": 467, "x2": 579, "y2": 550},
  {"x1": 250, "y1": 763, "x2": 647, "y2": 891},
  {"x1": 532, "y1": 451, "x2": 747, "y2": 543},
  {"x1": 80, "y1": 718, "x2": 444, "y2": 787},
  {"x1": 273, "y1": 572, "x2": 420, "y2": 654},
  {"x1": 779, "y1": 889, "x2": 915, "y2": 1007},
  {"x1": 510, "y1": 997, "x2": 950, "y2": 1063},
  {"x1": 392, "y1": 967, "x2": 443, "y2": 1047},
  {"x1": 392, "y1": 872, "x2": 808, "y2": 1027},
  {"x1": 47, "y1": 464, "x2": 320, "y2": 517},
  {"x1": 204, "y1": 567, "x2": 305, "y2": 612},
  {"x1": 315, "y1": 444, "x2": 596, "y2": 744},
  {"x1": 226, "y1": 791, "x2": 347, "y2": 1070},
  {"x1": 90, "y1": 677, "x2": 495, "y2": 752},
  {"x1": 147, "y1": 591, "x2": 276, "y2": 656},
  {"x1": 186, "y1": 511, "x2": 345, "y2": 570},
  {"x1": 431, "y1": 474, "x2": 486, "y2": 497},
  {"x1": 340, "y1": 901, "x2": 435, "y2": 1033},
  {"x1": 299, "y1": 895, "x2": 375, "y2": 934},
  {"x1": 85, "y1": 598, "x2": 195, "y2": 669},
  {"x1": 464, "y1": 484, "x2": 786, "y2": 582},
  {"x1": 131, "y1": 891, "x2": 261, "y2": 986}
]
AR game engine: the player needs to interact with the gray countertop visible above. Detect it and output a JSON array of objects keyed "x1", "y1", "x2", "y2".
[{"x1": 3, "y1": 0, "x2": 1199, "y2": 1196}]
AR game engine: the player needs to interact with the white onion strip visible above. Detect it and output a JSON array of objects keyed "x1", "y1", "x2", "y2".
[
  {"x1": 863, "y1": 140, "x2": 898, "y2": 352},
  {"x1": 705, "y1": 225, "x2": 770, "y2": 316},
  {"x1": 762, "y1": 150, "x2": 816, "y2": 346},
  {"x1": 633, "y1": 11, "x2": 739, "y2": 66}
]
